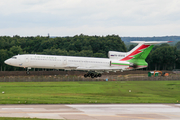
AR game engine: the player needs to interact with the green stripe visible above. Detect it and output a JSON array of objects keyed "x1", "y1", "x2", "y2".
[{"x1": 112, "y1": 63, "x2": 129, "y2": 66}]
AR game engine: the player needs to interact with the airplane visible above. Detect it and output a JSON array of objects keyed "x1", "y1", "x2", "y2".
[{"x1": 4, "y1": 41, "x2": 171, "y2": 78}]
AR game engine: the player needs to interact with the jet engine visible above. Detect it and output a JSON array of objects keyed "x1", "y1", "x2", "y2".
[{"x1": 129, "y1": 63, "x2": 138, "y2": 68}]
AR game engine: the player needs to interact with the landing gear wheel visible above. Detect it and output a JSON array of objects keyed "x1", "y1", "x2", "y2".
[
  {"x1": 91, "y1": 75, "x2": 94, "y2": 78},
  {"x1": 90, "y1": 73, "x2": 94, "y2": 77},
  {"x1": 90, "y1": 73, "x2": 95, "y2": 78},
  {"x1": 97, "y1": 74, "x2": 102, "y2": 77},
  {"x1": 87, "y1": 74, "x2": 90, "y2": 77},
  {"x1": 83, "y1": 72, "x2": 102, "y2": 78},
  {"x1": 94, "y1": 74, "x2": 98, "y2": 78},
  {"x1": 84, "y1": 74, "x2": 87, "y2": 78}
]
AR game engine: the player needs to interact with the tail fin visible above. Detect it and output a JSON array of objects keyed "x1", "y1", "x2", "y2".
[{"x1": 120, "y1": 41, "x2": 172, "y2": 68}]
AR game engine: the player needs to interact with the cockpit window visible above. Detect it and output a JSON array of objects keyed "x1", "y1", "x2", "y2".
[{"x1": 12, "y1": 57, "x2": 17, "y2": 59}]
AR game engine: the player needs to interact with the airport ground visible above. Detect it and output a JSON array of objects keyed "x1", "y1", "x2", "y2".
[
  {"x1": 0, "y1": 104, "x2": 180, "y2": 120},
  {"x1": 0, "y1": 70, "x2": 179, "y2": 82},
  {"x1": 0, "y1": 70, "x2": 173, "y2": 76},
  {"x1": 0, "y1": 71, "x2": 180, "y2": 119}
]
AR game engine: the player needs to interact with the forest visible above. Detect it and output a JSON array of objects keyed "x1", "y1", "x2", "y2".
[{"x1": 0, "y1": 34, "x2": 180, "y2": 71}]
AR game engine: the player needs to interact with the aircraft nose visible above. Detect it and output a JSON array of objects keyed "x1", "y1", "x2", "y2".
[{"x1": 4, "y1": 59, "x2": 10, "y2": 65}]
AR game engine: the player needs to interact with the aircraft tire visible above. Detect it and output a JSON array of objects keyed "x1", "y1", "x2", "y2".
[
  {"x1": 87, "y1": 74, "x2": 90, "y2": 77},
  {"x1": 90, "y1": 73, "x2": 94, "y2": 77},
  {"x1": 84, "y1": 74, "x2": 87, "y2": 78},
  {"x1": 94, "y1": 74, "x2": 98, "y2": 78},
  {"x1": 98, "y1": 74, "x2": 102, "y2": 77},
  {"x1": 91, "y1": 75, "x2": 94, "y2": 78}
]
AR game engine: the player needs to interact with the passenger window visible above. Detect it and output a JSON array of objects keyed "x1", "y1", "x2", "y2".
[{"x1": 12, "y1": 57, "x2": 17, "y2": 59}]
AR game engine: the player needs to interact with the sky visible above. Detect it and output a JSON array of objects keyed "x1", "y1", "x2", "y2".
[{"x1": 0, "y1": 0, "x2": 180, "y2": 37}]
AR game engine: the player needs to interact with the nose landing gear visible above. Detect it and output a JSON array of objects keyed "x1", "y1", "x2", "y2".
[{"x1": 84, "y1": 72, "x2": 102, "y2": 78}]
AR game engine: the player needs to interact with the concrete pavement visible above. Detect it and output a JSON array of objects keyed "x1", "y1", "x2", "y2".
[{"x1": 0, "y1": 104, "x2": 180, "y2": 119}]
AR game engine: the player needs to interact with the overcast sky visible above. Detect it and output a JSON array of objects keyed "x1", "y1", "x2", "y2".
[{"x1": 0, "y1": 0, "x2": 180, "y2": 37}]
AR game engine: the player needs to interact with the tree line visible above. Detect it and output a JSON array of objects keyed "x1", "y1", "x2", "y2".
[
  {"x1": 0, "y1": 34, "x2": 180, "y2": 71},
  {"x1": 0, "y1": 34, "x2": 126, "y2": 71}
]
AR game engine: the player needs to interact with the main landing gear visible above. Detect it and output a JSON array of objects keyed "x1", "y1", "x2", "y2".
[
  {"x1": 26, "y1": 70, "x2": 30, "y2": 75},
  {"x1": 26, "y1": 67, "x2": 31, "y2": 75},
  {"x1": 84, "y1": 72, "x2": 102, "y2": 78}
]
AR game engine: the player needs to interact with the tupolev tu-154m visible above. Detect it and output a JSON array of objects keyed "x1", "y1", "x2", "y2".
[{"x1": 4, "y1": 41, "x2": 171, "y2": 78}]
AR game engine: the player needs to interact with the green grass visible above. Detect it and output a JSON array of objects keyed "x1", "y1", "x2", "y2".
[{"x1": 0, "y1": 81, "x2": 180, "y2": 104}]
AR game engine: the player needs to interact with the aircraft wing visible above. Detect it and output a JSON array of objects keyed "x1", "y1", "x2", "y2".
[
  {"x1": 64, "y1": 66, "x2": 101, "y2": 71},
  {"x1": 64, "y1": 65, "x2": 78, "y2": 70},
  {"x1": 76, "y1": 67, "x2": 123, "y2": 71},
  {"x1": 65, "y1": 65, "x2": 78, "y2": 68}
]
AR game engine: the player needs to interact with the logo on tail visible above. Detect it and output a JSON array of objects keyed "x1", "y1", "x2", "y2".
[{"x1": 120, "y1": 44, "x2": 150, "y2": 61}]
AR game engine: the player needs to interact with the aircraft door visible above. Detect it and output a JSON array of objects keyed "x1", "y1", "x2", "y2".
[
  {"x1": 63, "y1": 57, "x2": 67, "y2": 65},
  {"x1": 25, "y1": 56, "x2": 29, "y2": 66},
  {"x1": 25, "y1": 56, "x2": 29, "y2": 63}
]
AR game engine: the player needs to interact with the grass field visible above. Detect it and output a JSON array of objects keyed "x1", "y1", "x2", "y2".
[{"x1": 0, "y1": 81, "x2": 180, "y2": 104}]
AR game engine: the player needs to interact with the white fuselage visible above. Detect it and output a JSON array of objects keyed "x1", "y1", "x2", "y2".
[
  {"x1": 4, "y1": 41, "x2": 171, "y2": 73},
  {"x1": 4, "y1": 54, "x2": 130, "y2": 72}
]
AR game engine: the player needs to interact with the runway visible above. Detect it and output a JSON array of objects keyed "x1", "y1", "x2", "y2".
[{"x1": 0, "y1": 104, "x2": 180, "y2": 120}]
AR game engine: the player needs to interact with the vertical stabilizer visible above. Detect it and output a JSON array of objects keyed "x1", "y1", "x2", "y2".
[{"x1": 120, "y1": 41, "x2": 172, "y2": 68}]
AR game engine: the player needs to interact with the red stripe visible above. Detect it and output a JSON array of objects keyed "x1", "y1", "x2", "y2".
[{"x1": 120, "y1": 45, "x2": 150, "y2": 61}]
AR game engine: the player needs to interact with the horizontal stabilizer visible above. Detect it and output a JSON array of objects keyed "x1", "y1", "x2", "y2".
[{"x1": 131, "y1": 41, "x2": 172, "y2": 45}]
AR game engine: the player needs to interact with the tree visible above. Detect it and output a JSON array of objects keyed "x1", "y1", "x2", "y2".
[
  {"x1": 0, "y1": 34, "x2": 128, "y2": 71},
  {"x1": 150, "y1": 46, "x2": 176, "y2": 70},
  {"x1": 78, "y1": 50, "x2": 93, "y2": 57},
  {"x1": 42, "y1": 49, "x2": 68, "y2": 56},
  {"x1": 68, "y1": 44, "x2": 77, "y2": 51},
  {"x1": 175, "y1": 41, "x2": 180, "y2": 50},
  {"x1": 10, "y1": 46, "x2": 23, "y2": 55},
  {"x1": 159, "y1": 43, "x2": 170, "y2": 47},
  {"x1": 128, "y1": 44, "x2": 136, "y2": 51},
  {"x1": 0, "y1": 49, "x2": 8, "y2": 71},
  {"x1": 94, "y1": 53, "x2": 106, "y2": 58},
  {"x1": 68, "y1": 50, "x2": 76, "y2": 56},
  {"x1": 175, "y1": 50, "x2": 180, "y2": 69}
]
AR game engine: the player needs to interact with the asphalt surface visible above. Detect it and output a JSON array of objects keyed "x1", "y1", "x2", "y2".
[{"x1": 0, "y1": 104, "x2": 180, "y2": 120}]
